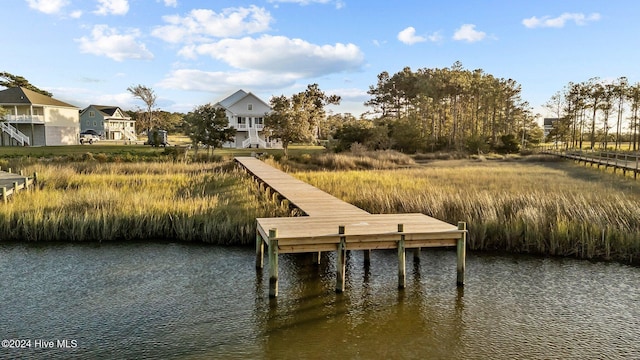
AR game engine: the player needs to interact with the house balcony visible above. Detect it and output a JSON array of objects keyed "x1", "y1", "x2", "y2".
[
  {"x1": 235, "y1": 124, "x2": 264, "y2": 131},
  {"x1": 4, "y1": 115, "x2": 45, "y2": 124}
]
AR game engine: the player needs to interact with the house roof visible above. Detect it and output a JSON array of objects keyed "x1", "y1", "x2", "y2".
[
  {"x1": 80, "y1": 105, "x2": 132, "y2": 120},
  {"x1": 0, "y1": 87, "x2": 77, "y2": 108},
  {"x1": 82, "y1": 105, "x2": 119, "y2": 116},
  {"x1": 215, "y1": 89, "x2": 271, "y2": 111},
  {"x1": 216, "y1": 89, "x2": 249, "y2": 109}
]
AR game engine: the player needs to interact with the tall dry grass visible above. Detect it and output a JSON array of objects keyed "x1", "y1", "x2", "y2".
[
  {"x1": 0, "y1": 161, "x2": 290, "y2": 244},
  {"x1": 293, "y1": 160, "x2": 640, "y2": 264}
]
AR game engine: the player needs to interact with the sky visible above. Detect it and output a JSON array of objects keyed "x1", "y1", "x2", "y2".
[{"x1": 3, "y1": 0, "x2": 640, "y2": 119}]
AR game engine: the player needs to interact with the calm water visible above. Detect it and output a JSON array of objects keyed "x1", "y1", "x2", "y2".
[{"x1": 0, "y1": 242, "x2": 638, "y2": 359}]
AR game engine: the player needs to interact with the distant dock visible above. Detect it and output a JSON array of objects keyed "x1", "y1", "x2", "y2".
[
  {"x1": 235, "y1": 156, "x2": 467, "y2": 297},
  {"x1": 544, "y1": 148, "x2": 640, "y2": 179}
]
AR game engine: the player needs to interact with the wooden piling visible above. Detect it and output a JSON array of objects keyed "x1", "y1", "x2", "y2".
[
  {"x1": 413, "y1": 248, "x2": 421, "y2": 262},
  {"x1": 13, "y1": 182, "x2": 19, "y2": 193},
  {"x1": 2, "y1": 187, "x2": 6, "y2": 204},
  {"x1": 268, "y1": 228, "x2": 279, "y2": 298},
  {"x1": 256, "y1": 233, "x2": 264, "y2": 269},
  {"x1": 312, "y1": 252, "x2": 321, "y2": 265},
  {"x1": 363, "y1": 249, "x2": 371, "y2": 266},
  {"x1": 336, "y1": 225, "x2": 346, "y2": 293},
  {"x1": 398, "y1": 224, "x2": 406, "y2": 289},
  {"x1": 457, "y1": 222, "x2": 467, "y2": 286}
]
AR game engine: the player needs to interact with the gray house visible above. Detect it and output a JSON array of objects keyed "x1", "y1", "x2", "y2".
[
  {"x1": 214, "y1": 90, "x2": 281, "y2": 148},
  {"x1": 0, "y1": 87, "x2": 79, "y2": 146},
  {"x1": 79, "y1": 105, "x2": 137, "y2": 141}
]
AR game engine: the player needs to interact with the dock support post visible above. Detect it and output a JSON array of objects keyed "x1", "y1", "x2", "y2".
[
  {"x1": 413, "y1": 248, "x2": 421, "y2": 262},
  {"x1": 363, "y1": 249, "x2": 371, "y2": 266},
  {"x1": 13, "y1": 182, "x2": 19, "y2": 193},
  {"x1": 256, "y1": 232, "x2": 264, "y2": 269},
  {"x1": 398, "y1": 224, "x2": 406, "y2": 289},
  {"x1": 268, "y1": 228, "x2": 279, "y2": 298},
  {"x1": 457, "y1": 222, "x2": 467, "y2": 286},
  {"x1": 1, "y1": 187, "x2": 6, "y2": 204},
  {"x1": 336, "y1": 225, "x2": 346, "y2": 293},
  {"x1": 312, "y1": 252, "x2": 321, "y2": 265}
]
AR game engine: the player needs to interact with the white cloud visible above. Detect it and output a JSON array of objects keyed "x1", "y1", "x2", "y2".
[
  {"x1": 268, "y1": 0, "x2": 345, "y2": 8},
  {"x1": 94, "y1": 0, "x2": 129, "y2": 16},
  {"x1": 70, "y1": 10, "x2": 83, "y2": 18},
  {"x1": 182, "y1": 35, "x2": 364, "y2": 77},
  {"x1": 427, "y1": 31, "x2": 443, "y2": 42},
  {"x1": 25, "y1": 0, "x2": 69, "y2": 14},
  {"x1": 152, "y1": 6, "x2": 272, "y2": 43},
  {"x1": 76, "y1": 25, "x2": 153, "y2": 62},
  {"x1": 453, "y1": 24, "x2": 486, "y2": 42},
  {"x1": 163, "y1": 0, "x2": 178, "y2": 7},
  {"x1": 522, "y1": 12, "x2": 601, "y2": 28},
  {"x1": 398, "y1": 27, "x2": 425, "y2": 45},
  {"x1": 158, "y1": 69, "x2": 299, "y2": 92}
]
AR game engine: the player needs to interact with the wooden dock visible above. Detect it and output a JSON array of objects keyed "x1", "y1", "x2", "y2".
[
  {"x1": 235, "y1": 156, "x2": 467, "y2": 297},
  {"x1": 544, "y1": 148, "x2": 640, "y2": 179},
  {"x1": 0, "y1": 169, "x2": 36, "y2": 203}
]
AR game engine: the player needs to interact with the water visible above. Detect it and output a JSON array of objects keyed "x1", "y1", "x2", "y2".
[{"x1": 1, "y1": 242, "x2": 638, "y2": 359}]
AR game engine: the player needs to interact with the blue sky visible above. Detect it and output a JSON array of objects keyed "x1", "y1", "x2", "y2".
[{"x1": 3, "y1": 0, "x2": 637, "y2": 119}]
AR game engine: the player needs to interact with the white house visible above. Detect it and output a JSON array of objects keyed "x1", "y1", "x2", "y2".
[
  {"x1": 214, "y1": 90, "x2": 281, "y2": 149},
  {"x1": 0, "y1": 87, "x2": 79, "y2": 146},
  {"x1": 80, "y1": 105, "x2": 137, "y2": 141}
]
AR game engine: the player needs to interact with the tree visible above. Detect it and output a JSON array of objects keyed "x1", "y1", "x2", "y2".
[
  {"x1": 265, "y1": 84, "x2": 340, "y2": 156},
  {"x1": 333, "y1": 120, "x2": 374, "y2": 152},
  {"x1": 363, "y1": 63, "x2": 531, "y2": 153},
  {"x1": 127, "y1": 85, "x2": 157, "y2": 132},
  {"x1": 155, "y1": 111, "x2": 185, "y2": 133},
  {"x1": 0, "y1": 72, "x2": 53, "y2": 97},
  {"x1": 613, "y1": 77, "x2": 628, "y2": 150},
  {"x1": 184, "y1": 104, "x2": 236, "y2": 154},
  {"x1": 586, "y1": 78, "x2": 604, "y2": 149}
]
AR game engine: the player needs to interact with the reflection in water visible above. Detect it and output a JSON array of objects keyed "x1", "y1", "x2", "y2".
[{"x1": 0, "y1": 243, "x2": 638, "y2": 359}]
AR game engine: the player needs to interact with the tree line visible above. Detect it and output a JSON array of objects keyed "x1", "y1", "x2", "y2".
[
  {"x1": 329, "y1": 62, "x2": 542, "y2": 153},
  {"x1": 545, "y1": 77, "x2": 640, "y2": 151}
]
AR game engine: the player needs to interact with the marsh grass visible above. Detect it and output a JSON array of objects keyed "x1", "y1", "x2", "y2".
[
  {"x1": 293, "y1": 160, "x2": 640, "y2": 264},
  {"x1": 0, "y1": 161, "x2": 290, "y2": 244},
  {"x1": 270, "y1": 149, "x2": 416, "y2": 171}
]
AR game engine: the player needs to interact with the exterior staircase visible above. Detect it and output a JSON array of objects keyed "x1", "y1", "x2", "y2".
[
  {"x1": 0, "y1": 122, "x2": 30, "y2": 146},
  {"x1": 243, "y1": 127, "x2": 267, "y2": 148},
  {"x1": 122, "y1": 128, "x2": 138, "y2": 141}
]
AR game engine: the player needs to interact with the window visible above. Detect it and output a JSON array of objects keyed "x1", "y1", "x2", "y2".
[
  {"x1": 238, "y1": 117, "x2": 246, "y2": 124},
  {"x1": 93, "y1": 121, "x2": 97, "y2": 126},
  {"x1": 247, "y1": 104, "x2": 253, "y2": 111},
  {"x1": 89, "y1": 111, "x2": 95, "y2": 117},
  {"x1": 255, "y1": 117, "x2": 263, "y2": 125},
  {"x1": 130, "y1": 122, "x2": 134, "y2": 128}
]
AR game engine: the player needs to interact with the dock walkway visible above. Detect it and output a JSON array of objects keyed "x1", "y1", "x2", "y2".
[
  {"x1": 544, "y1": 148, "x2": 640, "y2": 179},
  {"x1": 235, "y1": 157, "x2": 467, "y2": 297}
]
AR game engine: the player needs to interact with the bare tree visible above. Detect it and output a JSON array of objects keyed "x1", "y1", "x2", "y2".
[{"x1": 127, "y1": 85, "x2": 157, "y2": 131}]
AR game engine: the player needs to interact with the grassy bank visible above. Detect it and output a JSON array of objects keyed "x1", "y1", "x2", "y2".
[
  {"x1": 2, "y1": 149, "x2": 639, "y2": 265},
  {"x1": 0, "y1": 161, "x2": 291, "y2": 244},
  {"x1": 292, "y1": 158, "x2": 640, "y2": 264}
]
